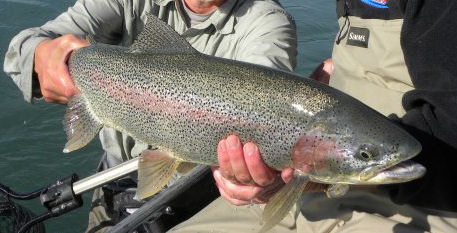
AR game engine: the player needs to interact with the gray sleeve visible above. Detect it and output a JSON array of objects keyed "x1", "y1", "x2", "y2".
[
  {"x1": 3, "y1": 0, "x2": 124, "y2": 103},
  {"x1": 236, "y1": 9, "x2": 297, "y2": 72}
]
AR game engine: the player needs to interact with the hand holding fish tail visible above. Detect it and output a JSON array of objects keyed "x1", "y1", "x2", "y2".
[
  {"x1": 34, "y1": 34, "x2": 89, "y2": 104},
  {"x1": 213, "y1": 135, "x2": 294, "y2": 205}
]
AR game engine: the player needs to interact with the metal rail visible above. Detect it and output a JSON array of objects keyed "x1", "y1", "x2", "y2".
[{"x1": 73, "y1": 157, "x2": 139, "y2": 195}]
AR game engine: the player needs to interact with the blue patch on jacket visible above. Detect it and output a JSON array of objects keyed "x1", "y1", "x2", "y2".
[{"x1": 361, "y1": 0, "x2": 389, "y2": 9}]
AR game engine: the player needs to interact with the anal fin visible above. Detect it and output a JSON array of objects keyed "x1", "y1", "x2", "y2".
[
  {"x1": 63, "y1": 95, "x2": 102, "y2": 153},
  {"x1": 260, "y1": 173, "x2": 308, "y2": 232},
  {"x1": 136, "y1": 150, "x2": 182, "y2": 200},
  {"x1": 176, "y1": 162, "x2": 196, "y2": 174}
]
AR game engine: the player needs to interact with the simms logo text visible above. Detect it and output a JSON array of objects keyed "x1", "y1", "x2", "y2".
[{"x1": 349, "y1": 32, "x2": 366, "y2": 42}]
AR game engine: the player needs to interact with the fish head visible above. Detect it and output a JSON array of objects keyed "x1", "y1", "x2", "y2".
[{"x1": 291, "y1": 102, "x2": 424, "y2": 185}]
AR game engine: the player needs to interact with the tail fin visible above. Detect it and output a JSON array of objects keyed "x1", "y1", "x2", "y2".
[{"x1": 63, "y1": 95, "x2": 102, "y2": 153}]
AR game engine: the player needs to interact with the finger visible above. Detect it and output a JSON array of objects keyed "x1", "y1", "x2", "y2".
[
  {"x1": 56, "y1": 66, "x2": 79, "y2": 97},
  {"x1": 216, "y1": 181, "x2": 251, "y2": 206},
  {"x1": 42, "y1": 89, "x2": 69, "y2": 104},
  {"x1": 243, "y1": 142, "x2": 277, "y2": 186},
  {"x1": 63, "y1": 34, "x2": 90, "y2": 51},
  {"x1": 280, "y1": 168, "x2": 294, "y2": 184},
  {"x1": 52, "y1": 35, "x2": 87, "y2": 95},
  {"x1": 322, "y1": 58, "x2": 334, "y2": 75},
  {"x1": 213, "y1": 168, "x2": 251, "y2": 205},
  {"x1": 34, "y1": 38, "x2": 79, "y2": 101},
  {"x1": 44, "y1": 45, "x2": 74, "y2": 96},
  {"x1": 213, "y1": 169, "x2": 262, "y2": 201},
  {"x1": 59, "y1": 37, "x2": 86, "y2": 95},
  {"x1": 42, "y1": 73, "x2": 74, "y2": 101},
  {"x1": 59, "y1": 35, "x2": 90, "y2": 57},
  {"x1": 226, "y1": 135, "x2": 252, "y2": 184},
  {"x1": 217, "y1": 139, "x2": 234, "y2": 179}
]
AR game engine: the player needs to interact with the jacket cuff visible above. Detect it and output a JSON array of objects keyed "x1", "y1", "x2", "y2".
[{"x1": 18, "y1": 36, "x2": 48, "y2": 103}]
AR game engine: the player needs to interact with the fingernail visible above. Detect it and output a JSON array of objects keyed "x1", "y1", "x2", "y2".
[
  {"x1": 226, "y1": 135, "x2": 240, "y2": 149},
  {"x1": 243, "y1": 143, "x2": 257, "y2": 157}
]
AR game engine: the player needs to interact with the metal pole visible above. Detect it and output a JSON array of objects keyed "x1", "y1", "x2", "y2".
[
  {"x1": 72, "y1": 157, "x2": 139, "y2": 195},
  {"x1": 108, "y1": 165, "x2": 212, "y2": 233}
]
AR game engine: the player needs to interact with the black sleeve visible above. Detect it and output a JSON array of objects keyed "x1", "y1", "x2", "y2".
[{"x1": 388, "y1": 0, "x2": 457, "y2": 211}]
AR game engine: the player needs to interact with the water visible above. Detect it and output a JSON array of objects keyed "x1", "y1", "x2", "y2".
[{"x1": 0, "y1": 0, "x2": 337, "y2": 232}]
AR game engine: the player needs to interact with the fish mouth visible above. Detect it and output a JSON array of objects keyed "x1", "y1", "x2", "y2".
[
  {"x1": 360, "y1": 165, "x2": 382, "y2": 181},
  {"x1": 360, "y1": 160, "x2": 426, "y2": 184}
]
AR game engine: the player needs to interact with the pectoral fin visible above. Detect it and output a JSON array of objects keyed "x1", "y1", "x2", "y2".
[
  {"x1": 136, "y1": 150, "x2": 181, "y2": 200},
  {"x1": 260, "y1": 173, "x2": 308, "y2": 232}
]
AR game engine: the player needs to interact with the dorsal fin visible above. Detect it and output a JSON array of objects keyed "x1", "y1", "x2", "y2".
[{"x1": 129, "y1": 13, "x2": 197, "y2": 54}]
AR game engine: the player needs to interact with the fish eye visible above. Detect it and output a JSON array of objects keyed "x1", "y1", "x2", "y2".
[
  {"x1": 360, "y1": 150, "x2": 372, "y2": 159},
  {"x1": 357, "y1": 144, "x2": 377, "y2": 160}
]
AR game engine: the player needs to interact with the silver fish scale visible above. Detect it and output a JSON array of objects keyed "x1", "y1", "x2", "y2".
[{"x1": 69, "y1": 44, "x2": 338, "y2": 169}]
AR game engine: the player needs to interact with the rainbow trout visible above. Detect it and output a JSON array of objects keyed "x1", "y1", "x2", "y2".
[{"x1": 64, "y1": 14, "x2": 425, "y2": 231}]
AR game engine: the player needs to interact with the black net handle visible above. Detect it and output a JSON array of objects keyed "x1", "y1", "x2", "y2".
[{"x1": 0, "y1": 183, "x2": 46, "y2": 200}]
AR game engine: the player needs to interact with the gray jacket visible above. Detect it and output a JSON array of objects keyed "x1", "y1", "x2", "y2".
[{"x1": 4, "y1": 0, "x2": 297, "y2": 164}]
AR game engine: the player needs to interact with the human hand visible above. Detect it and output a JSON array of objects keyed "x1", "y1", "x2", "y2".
[
  {"x1": 34, "y1": 34, "x2": 90, "y2": 104},
  {"x1": 213, "y1": 135, "x2": 294, "y2": 205},
  {"x1": 309, "y1": 58, "x2": 333, "y2": 84}
]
